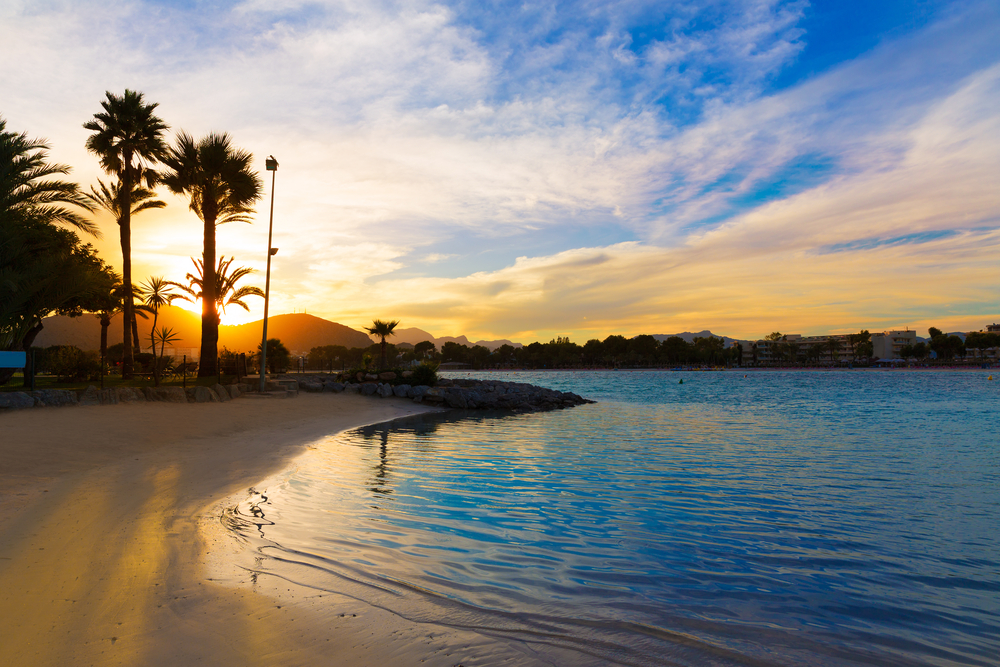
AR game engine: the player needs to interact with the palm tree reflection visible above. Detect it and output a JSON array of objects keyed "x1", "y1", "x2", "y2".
[{"x1": 369, "y1": 426, "x2": 392, "y2": 498}]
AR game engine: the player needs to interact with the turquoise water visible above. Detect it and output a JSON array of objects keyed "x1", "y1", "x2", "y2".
[{"x1": 229, "y1": 370, "x2": 1000, "y2": 666}]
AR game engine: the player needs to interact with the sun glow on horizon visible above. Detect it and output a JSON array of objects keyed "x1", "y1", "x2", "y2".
[{"x1": 169, "y1": 298, "x2": 260, "y2": 327}]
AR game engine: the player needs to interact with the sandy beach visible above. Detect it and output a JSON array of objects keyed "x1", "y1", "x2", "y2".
[{"x1": 0, "y1": 393, "x2": 549, "y2": 666}]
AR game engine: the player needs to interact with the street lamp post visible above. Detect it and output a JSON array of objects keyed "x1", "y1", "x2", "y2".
[{"x1": 259, "y1": 155, "x2": 279, "y2": 393}]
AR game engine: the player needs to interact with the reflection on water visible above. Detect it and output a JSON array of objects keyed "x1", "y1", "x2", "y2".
[{"x1": 226, "y1": 371, "x2": 1000, "y2": 667}]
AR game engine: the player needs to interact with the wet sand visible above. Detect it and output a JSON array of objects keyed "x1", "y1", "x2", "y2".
[{"x1": 0, "y1": 393, "x2": 504, "y2": 666}]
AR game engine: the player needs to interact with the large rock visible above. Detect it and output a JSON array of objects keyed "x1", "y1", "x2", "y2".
[
  {"x1": 0, "y1": 392, "x2": 35, "y2": 411},
  {"x1": 299, "y1": 379, "x2": 324, "y2": 393},
  {"x1": 115, "y1": 386, "x2": 145, "y2": 403},
  {"x1": 445, "y1": 387, "x2": 468, "y2": 409},
  {"x1": 212, "y1": 383, "x2": 231, "y2": 402},
  {"x1": 144, "y1": 386, "x2": 188, "y2": 403},
  {"x1": 343, "y1": 383, "x2": 361, "y2": 394},
  {"x1": 393, "y1": 384, "x2": 411, "y2": 398},
  {"x1": 361, "y1": 383, "x2": 378, "y2": 396},
  {"x1": 324, "y1": 380, "x2": 345, "y2": 393},
  {"x1": 227, "y1": 385, "x2": 242, "y2": 399},
  {"x1": 407, "y1": 385, "x2": 430, "y2": 399},
  {"x1": 78, "y1": 385, "x2": 102, "y2": 406},
  {"x1": 29, "y1": 389, "x2": 78, "y2": 407},
  {"x1": 378, "y1": 371, "x2": 396, "y2": 381},
  {"x1": 186, "y1": 386, "x2": 220, "y2": 403},
  {"x1": 377, "y1": 383, "x2": 393, "y2": 398}
]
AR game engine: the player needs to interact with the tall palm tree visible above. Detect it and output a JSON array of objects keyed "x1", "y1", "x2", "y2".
[
  {"x1": 162, "y1": 132, "x2": 261, "y2": 377},
  {"x1": 138, "y1": 276, "x2": 177, "y2": 386},
  {"x1": 171, "y1": 256, "x2": 265, "y2": 323},
  {"x1": 365, "y1": 319, "x2": 400, "y2": 370},
  {"x1": 84, "y1": 90, "x2": 169, "y2": 379}
]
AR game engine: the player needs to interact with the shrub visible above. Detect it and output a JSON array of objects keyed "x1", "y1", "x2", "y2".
[
  {"x1": 49, "y1": 346, "x2": 101, "y2": 382},
  {"x1": 410, "y1": 361, "x2": 438, "y2": 387}
]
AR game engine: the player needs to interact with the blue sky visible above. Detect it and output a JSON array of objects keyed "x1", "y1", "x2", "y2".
[{"x1": 1, "y1": 0, "x2": 998, "y2": 341}]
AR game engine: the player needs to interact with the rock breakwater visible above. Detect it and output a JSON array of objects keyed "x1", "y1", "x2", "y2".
[{"x1": 295, "y1": 374, "x2": 594, "y2": 412}]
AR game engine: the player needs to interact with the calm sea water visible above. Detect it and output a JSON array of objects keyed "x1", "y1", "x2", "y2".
[{"x1": 228, "y1": 370, "x2": 1000, "y2": 666}]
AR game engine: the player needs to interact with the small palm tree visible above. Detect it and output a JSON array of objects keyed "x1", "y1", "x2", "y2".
[
  {"x1": 171, "y1": 256, "x2": 264, "y2": 323},
  {"x1": 364, "y1": 319, "x2": 400, "y2": 370},
  {"x1": 152, "y1": 325, "x2": 182, "y2": 378},
  {"x1": 0, "y1": 116, "x2": 98, "y2": 236},
  {"x1": 138, "y1": 276, "x2": 177, "y2": 386},
  {"x1": 161, "y1": 132, "x2": 262, "y2": 377},
  {"x1": 84, "y1": 90, "x2": 169, "y2": 379}
]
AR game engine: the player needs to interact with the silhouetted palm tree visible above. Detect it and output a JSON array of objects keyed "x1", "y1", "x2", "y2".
[
  {"x1": 365, "y1": 319, "x2": 400, "y2": 370},
  {"x1": 84, "y1": 90, "x2": 168, "y2": 378},
  {"x1": 138, "y1": 276, "x2": 177, "y2": 386},
  {"x1": 162, "y1": 132, "x2": 261, "y2": 377},
  {"x1": 0, "y1": 116, "x2": 98, "y2": 236},
  {"x1": 171, "y1": 256, "x2": 264, "y2": 323}
]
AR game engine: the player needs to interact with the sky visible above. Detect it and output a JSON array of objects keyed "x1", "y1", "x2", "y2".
[{"x1": 2, "y1": 0, "x2": 999, "y2": 342}]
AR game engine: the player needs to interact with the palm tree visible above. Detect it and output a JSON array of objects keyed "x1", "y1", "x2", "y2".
[
  {"x1": 365, "y1": 319, "x2": 400, "y2": 370},
  {"x1": 161, "y1": 132, "x2": 261, "y2": 377},
  {"x1": 138, "y1": 276, "x2": 177, "y2": 386},
  {"x1": 0, "y1": 117, "x2": 98, "y2": 236},
  {"x1": 85, "y1": 178, "x2": 165, "y2": 343},
  {"x1": 171, "y1": 256, "x2": 264, "y2": 322},
  {"x1": 84, "y1": 90, "x2": 169, "y2": 379}
]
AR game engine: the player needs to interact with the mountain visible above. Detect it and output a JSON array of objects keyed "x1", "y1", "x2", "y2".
[
  {"x1": 220, "y1": 313, "x2": 372, "y2": 354},
  {"x1": 32, "y1": 308, "x2": 372, "y2": 356},
  {"x1": 651, "y1": 331, "x2": 739, "y2": 345},
  {"x1": 383, "y1": 327, "x2": 522, "y2": 351}
]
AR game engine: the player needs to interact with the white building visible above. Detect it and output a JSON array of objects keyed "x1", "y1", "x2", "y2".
[{"x1": 872, "y1": 330, "x2": 917, "y2": 360}]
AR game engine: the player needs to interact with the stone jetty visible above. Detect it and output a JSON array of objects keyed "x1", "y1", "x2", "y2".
[{"x1": 296, "y1": 374, "x2": 594, "y2": 412}]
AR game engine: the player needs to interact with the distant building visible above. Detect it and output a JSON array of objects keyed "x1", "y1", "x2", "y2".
[
  {"x1": 987, "y1": 323, "x2": 1000, "y2": 333},
  {"x1": 872, "y1": 330, "x2": 917, "y2": 360}
]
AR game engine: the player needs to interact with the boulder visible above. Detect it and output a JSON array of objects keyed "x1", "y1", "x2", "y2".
[
  {"x1": 378, "y1": 371, "x2": 397, "y2": 381},
  {"x1": 325, "y1": 381, "x2": 345, "y2": 393},
  {"x1": 0, "y1": 392, "x2": 35, "y2": 411},
  {"x1": 377, "y1": 383, "x2": 393, "y2": 398},
  {"x1": 115, "y1": 386, "x2": 145, "y2": 403},
  {"x1": 393, "y1": 384, "x2": 411, "y2": 398},
  {"x1": 30, "y1": 389, "x2": 78, "y2": 407},
  {"x1": 186, "y1": 386, "x2": 220, "y2": 403},
  {"x1": 402, "y1": 370, "x2": 413, "y2": 379},
  {"x1": 365, "y1": 373, "x2": 379, "y2": 381},
  {"x1": 445, "y1": 387, "x2": 468, "y2": 409},
  {"x1": 227, "y1": 385, "x2": 242, "y2": 399},
  {"x1": 421, "y1": 387, "x2": 446, "y2": 403},
  {"x1": 143, "y1": 386, "x2": 188, "y2": 403},
  {"x1": 78, "y1": 385, "x2": 101, "y2": 406},
  {"x1": 343, "y1": 383, "x2": 361, "y2": 394},
  {"x1": 407, "y1": 385, "x2": 430, "y2": 398},
  {"x1": 212, "y1": 383, "x2": 231, "y2": 402},
  {"x1": 299, "y1": 379, "x2": 324, "y2": 393},
  {"x1": 356, "y1": 371, "x2": 366, "y2": 382},
  {"x1": 361, "y1": 383, "x2": 378, "y2": 396}
]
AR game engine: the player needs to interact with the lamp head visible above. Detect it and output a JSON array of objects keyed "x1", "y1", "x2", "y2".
[
  {"x1": 265, "y1": 155, "x2": 278, "y2": 171},
  {"x1": 270, "y1": 247, "x2": 279, "y2": 256}
]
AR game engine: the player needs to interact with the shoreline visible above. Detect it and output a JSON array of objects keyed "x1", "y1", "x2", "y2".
[{"x1": 0, "y1": 393, "x2": 501, "y2": 666}]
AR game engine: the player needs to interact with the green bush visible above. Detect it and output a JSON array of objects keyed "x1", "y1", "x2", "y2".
[
  {"x1": 49, "y1": 346, "x2": 100, "y2": 382},
  {"x1": 410, "y1": 361, "x2": 438, "y2": 387}
]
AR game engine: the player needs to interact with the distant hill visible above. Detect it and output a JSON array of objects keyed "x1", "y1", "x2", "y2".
[
  {"x1": 33, "y1": 308, "x2": 372, "y2": 356},
  {"x1": 386, "y1": 327, "x2": 522, "y2": 351},
  {"x1": 652, "y1": 331, "x2": 739, "y2": 345},
  {"x1": 220, "y1": 313, "x2": 371, "y2": 354}
]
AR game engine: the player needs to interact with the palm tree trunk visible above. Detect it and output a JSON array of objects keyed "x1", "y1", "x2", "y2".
[
  {"x1": 120, "y1": 158, "x2": 135, "y2": 380},
  {"x1": 150, "y1": 310, "x2": 159, "y2": 386},
  {"x1": 198, "y1": 215, "x2": 219, "y2": 377}
]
